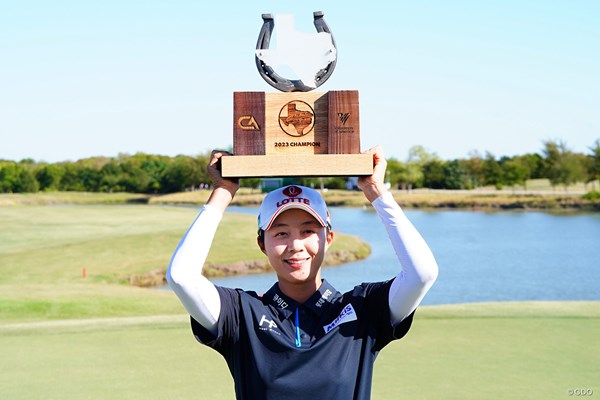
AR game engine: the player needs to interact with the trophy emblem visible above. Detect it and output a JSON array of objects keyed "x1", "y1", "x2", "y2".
[
  {"x1": 279, "y1": 100, "x2": 315, "y2": 137},
  {"x1": 255, "y1": 12, "x2": 337, "y2": 93},
  {"x1": 221, "y1": 11, "x2": 372, "y2": 178}
]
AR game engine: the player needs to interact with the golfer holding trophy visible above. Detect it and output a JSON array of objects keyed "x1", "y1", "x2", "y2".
[{"x1": 167, "y1": 11, "x2": 438, "y2": 399}]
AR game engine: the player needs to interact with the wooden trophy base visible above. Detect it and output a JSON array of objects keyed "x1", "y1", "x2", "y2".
[
  {"x1": 221, "y1": 90, "x2": 372, "y2": 178},
  {"x1": 222, "y1": 154, "x2": 373, "y2": 177}
]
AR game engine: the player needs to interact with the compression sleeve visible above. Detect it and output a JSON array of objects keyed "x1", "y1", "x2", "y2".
[
  {"x1": 166, "y1": 205, "x2": 222, "y2": 335},
  {"x1": 372, "y1": 191, "x2": 439, "y2": 325}
]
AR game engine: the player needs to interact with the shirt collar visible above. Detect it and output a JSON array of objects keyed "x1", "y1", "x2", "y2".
[{"x1": 264, "y1": 279, "x2": 340, "y2": 320}]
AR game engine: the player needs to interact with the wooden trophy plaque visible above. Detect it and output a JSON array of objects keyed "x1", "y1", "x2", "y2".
[
  {"x1": 220, "y1": 12, "x2": 372, "y2": 178},
  {"x1": 221, "y1": 90, "x2": 371, "y2": 177}
]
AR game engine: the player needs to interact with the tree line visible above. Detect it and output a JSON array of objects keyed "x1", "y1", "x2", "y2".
[
  {"x1": 1, "y1": 139, "x2": 599, "y2": 194},
  {"x1": 386, "y1": 139, "x2": 600, "y2": 192}
]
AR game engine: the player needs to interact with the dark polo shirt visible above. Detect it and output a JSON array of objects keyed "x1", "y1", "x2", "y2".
[{"x1": 191, "y1": 279, "x2": 414, "y2": 400}]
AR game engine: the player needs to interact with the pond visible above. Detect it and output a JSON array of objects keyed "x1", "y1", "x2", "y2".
[{"x1": 206, "y1": 206, "x2": 600, "y2": 305}]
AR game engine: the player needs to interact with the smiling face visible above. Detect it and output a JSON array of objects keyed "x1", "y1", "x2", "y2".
[{"x1": 259, "y1": 208, "x2": 334, "y2": 299}]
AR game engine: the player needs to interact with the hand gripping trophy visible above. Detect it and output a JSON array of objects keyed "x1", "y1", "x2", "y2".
[{"x1": 221, "y1": 11, "x2": 372, "y2": 178}]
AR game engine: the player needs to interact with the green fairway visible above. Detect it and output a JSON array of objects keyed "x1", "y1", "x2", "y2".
[
  {"x1": 0, "y1": 205, "x2": 367, "y2": 322},
  {"x1": 0, "y1": 204, "x2": 261, "y2": 286},
  {"x1": 0, "y1": 204, "x2": 366, "y2": 282},
  {"x1": 1, "y1": 203, "x2": 598, "y2": 399},
  {"x1": 1, "y1": 302, "x2": 598, "y2": 400},
  {"x1": 375, "y1": 302, "x2": 600, "y2": 399}
]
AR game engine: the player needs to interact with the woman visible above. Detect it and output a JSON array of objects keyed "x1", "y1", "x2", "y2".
[{"x1": 167, "y1": 145, "x2": 438, "y2": 399}]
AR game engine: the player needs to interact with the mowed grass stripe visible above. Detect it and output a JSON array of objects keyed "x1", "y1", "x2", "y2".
[
  {"x1": 1, "y1": 302, "x2": 598, "y2": 400},
  {"x1": 0, "y1": 205, "x2": 263, "y2": 285},
  {"x1": 0, "y1": 302, "x2": 600, "y2": 334},
  {"x1": 375, "y1": 315, "x2": 599, "y2": 399},
  {"x1": 0, "y1": 205, "x2": 368, "y2": 322},
  {"x1": 0, "y1": 205, "x2": 189, "y2": 253},
  {"x1": 0, "y1": 283, "x2": 185, "y2": 322},
  {"x1": 0, "y1": 204, "x2": 367, "y2": 285}
]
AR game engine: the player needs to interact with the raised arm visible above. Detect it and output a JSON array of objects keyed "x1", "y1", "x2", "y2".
[
  {"x1": 358, "y1": 146, "x2": 439, "y2": 325},
  {"x1": 166, "y1": 151, "x2": 239, "y2": 335}
]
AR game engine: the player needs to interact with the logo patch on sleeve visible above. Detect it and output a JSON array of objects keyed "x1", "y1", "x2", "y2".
[{"x1": 323, "y1": 304, "x2": 357, "y2": 334}]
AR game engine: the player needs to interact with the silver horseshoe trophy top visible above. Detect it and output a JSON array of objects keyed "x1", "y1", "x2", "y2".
[{"x1": 255, "y1": 11, "x2": 337, "y2": 92}]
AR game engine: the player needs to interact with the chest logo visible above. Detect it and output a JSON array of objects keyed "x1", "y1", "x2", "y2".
[
  {"x1": 315, "y1": 289, "x2": 333, "y2": 308},
  {"x1": 259, "y1": 315, "x2": 278, "y2": 330},
  {"x1": 323, "y1": 304, "x2": 357, "y2": 334}
]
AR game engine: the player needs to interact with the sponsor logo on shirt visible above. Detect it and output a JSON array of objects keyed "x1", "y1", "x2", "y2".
[
  {"x1": 259, "y1": 315, "x2": 278, "y2": 329},
  {"x1": 315, "y1": 289, "x2": 332, "y2": 308},
  {"x1": 259, "y1": 314, "x2": 281, "y2": 336},
  {"x1": 323, "y1": 304, "x2": 357, "y2": 334},
  {"x1": 273, "y1": 293, "x2": 289, "y2": 309}
]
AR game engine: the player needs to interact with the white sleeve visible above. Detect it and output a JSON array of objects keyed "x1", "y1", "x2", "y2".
[
  {"x1": 372, "y1": 192, "x2": 439, "y2": 325},
  {"x1": 166, "y1": 204, "x2": 222, "y2": 335}
]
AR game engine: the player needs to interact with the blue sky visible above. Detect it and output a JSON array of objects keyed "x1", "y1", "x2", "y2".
[{"x1": 1, "y1": 0, "x2": 598, "y2": 163}]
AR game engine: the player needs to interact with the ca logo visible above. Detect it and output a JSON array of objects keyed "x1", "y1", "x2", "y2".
[{"x1": 237, "y1": 115, "x2": 260, "y2": 130}]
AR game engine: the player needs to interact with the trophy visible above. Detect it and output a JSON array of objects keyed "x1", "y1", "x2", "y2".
[{"x1": 221, "y1": 11, "x2": 372, "y2": 177}]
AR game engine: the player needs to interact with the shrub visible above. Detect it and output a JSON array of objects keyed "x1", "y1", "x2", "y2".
[{"x1": 582, "y1": 191, "x2": 600, "y2": 201}]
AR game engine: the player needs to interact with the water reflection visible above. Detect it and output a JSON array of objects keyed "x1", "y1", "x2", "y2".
[{"x1": 210, "y1": 207, "x2": 600, "y2": 305}]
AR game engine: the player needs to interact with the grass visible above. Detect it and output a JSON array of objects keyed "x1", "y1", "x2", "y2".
[
  {"x1": 523, "y1": 178, "x2": 598, "y2": 192},
  {"x1": 1, "y1": 302, "x2": 597, "y2": 400},
  {"x1": 0, "y1": 201, "x2": 598, "y2": 399},
  {"x1": 390, "y1": 191, "x2": 598, "y2": 210},
  {"x1": 152, "y1": 179, "x2": 600, "y2": 211},
  {"x1": 0, "y1": 191, "x2": 150, "y2": 206},
  {"x1": 0, "y1": 205, "x2": 194, "y2": 286},
  {"x1": 2, "y1": 179, "x2": 599, "y2": 211},
  {"x1": 0, "y1": 204, "x2": 367, "y2": 321},
  {"x1": 376, "y1": 313, "x2": 599, "y2": 399},
  {"x1": 149, "y1": 189, "x2": 600, "y2": 211},
  {"x1": 0, "y1": 283, "x2": 183, "y2": 323}
]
